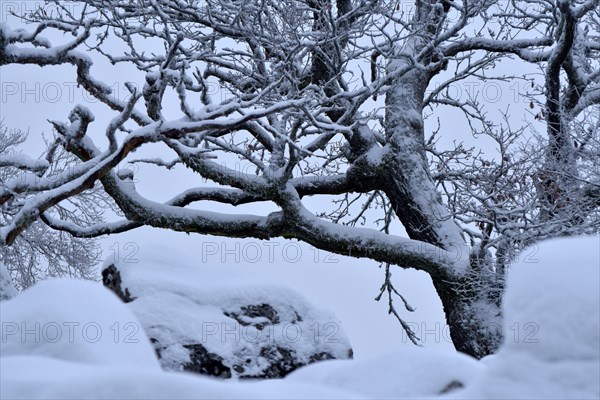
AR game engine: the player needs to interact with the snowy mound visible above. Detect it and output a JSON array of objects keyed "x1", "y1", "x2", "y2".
[
  {"x1": 502, "y1": 236, "x2": 600, "y2": 362},
  {"x1": 0, "y1": 278, "x2": 160, "y2": 369},
  {"x1": 450, "y1": 235, "x2": 600, "y2": 399},
  {"x1": 1, "y1": 356, "x2": 363, "y2": 400},
  {"x1": 101, "y1": 251, "x2": 352, "y2": 379},
  {"x1": 286, "y1": 347, "x2": 483, "y2": 398}
]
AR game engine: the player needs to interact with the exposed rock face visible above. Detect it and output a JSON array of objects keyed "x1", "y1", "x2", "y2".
[
  {"x1": 183, "y1": 344, "x2": 232, "y2": 378},
  {"x1": 102, "y1": 261, "x2": 353, "y2": 379},
  {"x1": 101, "y1": 264, "x2": 135, "y2": 303}
]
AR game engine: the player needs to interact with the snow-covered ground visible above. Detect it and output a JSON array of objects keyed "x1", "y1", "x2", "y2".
[{"x1": 1, "y1": 236, "x2": 599, "y2": 399}]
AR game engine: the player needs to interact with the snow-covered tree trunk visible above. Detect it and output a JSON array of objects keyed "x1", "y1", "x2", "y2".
[{"x1": 381, "y1": 26, "x2": 502, "y2": 356}]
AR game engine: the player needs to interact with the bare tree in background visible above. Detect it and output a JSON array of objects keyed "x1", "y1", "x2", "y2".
[
  {"x1": 0, "y1": 123, "x2": 111, "y2": 289},
  {"x1": 0, "y1": 0, "x2": 599, "y2": 358}
]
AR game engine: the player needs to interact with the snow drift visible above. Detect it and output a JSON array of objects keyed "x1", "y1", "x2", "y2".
[
  {"x1": 0, "y1": 278, "x2": 160, "y2": 369},
  {"x1": 286, "y1": 347, "x2": 483, "y2": 398}
]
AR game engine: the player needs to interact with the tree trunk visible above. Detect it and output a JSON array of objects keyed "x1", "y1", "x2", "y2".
[
  {"x1": 383, "y1": 37, "x2": 502, "y2": 359},
  {"x1": 431, "y1": 275, "x2": 502, "y2": 359}
]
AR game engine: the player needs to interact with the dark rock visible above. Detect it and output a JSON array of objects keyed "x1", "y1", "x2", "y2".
[
  {"x1": 309, "y1": 352, "x2": 335, "y2": 363},
  {"x1": 102, "y1": 264, "x2": 135, "y2": 303},
  {"x1": 439, "y1": 380, "x2": 465, "y2": 394},
  {"x1": 183, "y1": 344, "x2": 232, "y2": 379},
  {"x1": 258, "y1": 346, "x2": 299, "y2": 378},
  {"x1": 149, "y1": 337, "x2": 163, "y2": 359},
  {"x1": 242, "y1": 346, "x2": 301, "y2": 379},
  {"x1": 224, "y1": 303, "x2": 280, "y2": 330},
  {"x1": 232, "y1": 364, "x2": 245, "y2": 374}
]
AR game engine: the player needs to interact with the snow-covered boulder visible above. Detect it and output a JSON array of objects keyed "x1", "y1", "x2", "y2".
[
  {"x1": 449, "y1": 235, "x2": 600, "y2": 399},
  {"x1": 0, "y1": 262, "x2": 18, "y2": 301},
  {"x1": 101, "y1": 254, "x2": 353, "y2": 379},
  {"x1": 286, "y1": 347, "x2": 483, "y2": 398},
  {"x1": 0, "y1": 278, "x2": 160, "y2": 369}
]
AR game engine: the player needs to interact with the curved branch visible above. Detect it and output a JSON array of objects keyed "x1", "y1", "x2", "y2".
[
  {"x1": 442, "y1": 37, "x2": 554, "y2": 61},
  {"x1": 91, "y1": 171, "x2": 468, "y2": 278}
]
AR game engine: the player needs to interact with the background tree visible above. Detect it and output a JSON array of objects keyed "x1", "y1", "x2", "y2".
[
  {"x1": 0, "y1": 123, "x2": 112, "y2": 289},
  {"x1": 0, "y1": 0, "x2": 598, "y2": 358}
]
